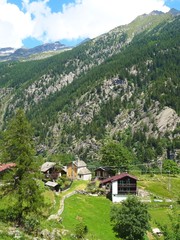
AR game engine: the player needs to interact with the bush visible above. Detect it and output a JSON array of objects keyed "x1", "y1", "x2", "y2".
[
  {"x1": 24, "y1": 216, "x2": 40, "y2": 235},
  {"x1": 74, "y1": 221, "x2": 88, "y2": 239}
]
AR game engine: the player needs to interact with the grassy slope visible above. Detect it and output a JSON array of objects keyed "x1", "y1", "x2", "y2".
[
  {"x1": 0, "y1": 175, "x2": 179, "y2": 239},
  {"x1": 61, "y1": 194, "x2": 118, "y2": 240},
  {"x1": 60, "y1": 174, "x2": 180, "y2": 239},
  {"x1": 137, "y1": 174, "x2": 180, "y2": 200}
]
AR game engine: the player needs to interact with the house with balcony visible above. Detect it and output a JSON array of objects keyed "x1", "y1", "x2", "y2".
[{"x1": 100, "y1": 172, "x2": 137, "y2": 202}]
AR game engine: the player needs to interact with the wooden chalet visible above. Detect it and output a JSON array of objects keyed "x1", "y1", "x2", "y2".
[
  {"x1": 100, "y1": 172, "x2": 137, "y2": 202},
  {"x1": 41, "y1": 162, "x2": 58, "y2": 179},
  {"x1": 95, "y1": 166, "x2": 115, "y2": 180},
  {"x1": 41, "y1": 162, "x2": 67, "y2": 180}
]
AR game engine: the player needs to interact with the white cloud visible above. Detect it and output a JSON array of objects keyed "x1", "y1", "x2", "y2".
[
  {"x1": 0, "y1": 0, "x2": 32, "y2": 48},
  {"x1": 0, "y1": 0, "x2": 170, "y2": 48}
]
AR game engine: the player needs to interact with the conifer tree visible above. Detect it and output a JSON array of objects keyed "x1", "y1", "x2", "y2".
[{"x1": 0, "y1": 109, "x2": 43, "y2": 226}]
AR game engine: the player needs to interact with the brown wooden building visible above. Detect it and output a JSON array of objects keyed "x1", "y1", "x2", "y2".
[
  {"x1": 95, "y1": 166, "x2": 115, "y2": 180},
  {"x1": 100, "y1": 172, "x2": 137, "y2": 202}
]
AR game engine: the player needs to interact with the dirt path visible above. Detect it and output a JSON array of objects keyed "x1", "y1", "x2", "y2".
[{"x1": 48, "y1": 181, "x2": 87, "y2": 221}]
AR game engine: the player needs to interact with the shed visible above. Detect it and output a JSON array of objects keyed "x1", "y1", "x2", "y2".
[{"x1": 45, "y1": 181, "x2": 60, "y2": 191}]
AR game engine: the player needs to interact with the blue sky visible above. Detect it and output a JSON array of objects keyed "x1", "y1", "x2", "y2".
[{"x1": 0, "y1": 0, "x2": 179, "y2": 49}]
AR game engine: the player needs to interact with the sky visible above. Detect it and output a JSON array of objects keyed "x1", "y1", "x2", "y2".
[{"x1": 0, "y1": 0, "x2": 179, "y2": 49}]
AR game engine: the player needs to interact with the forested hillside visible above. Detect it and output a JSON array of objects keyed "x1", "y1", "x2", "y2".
[{"x1": 0, "y1": 11, "x2": 179, "y2": 168}]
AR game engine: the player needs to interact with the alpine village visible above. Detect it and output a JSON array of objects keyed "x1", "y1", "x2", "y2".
[{"x1": 0, "y1": 9, "x2": 180, "y2": 240}]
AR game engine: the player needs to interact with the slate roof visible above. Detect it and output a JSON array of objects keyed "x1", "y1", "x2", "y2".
[
  {"x1": 45, "y1": 181, "x2": 59, "y2": 187},
  {"x1": 78, "y1": 167, "x2": 91, "y2": 175},
  {"x1": 95, "y1": 166, "x2": 113, "y2": 171},
  {"x1": 0, "y1": 163, "x2": 16, "y2": 172},
  {"x1": 100, "y1": 172, "x2": 138, "y2": 185},
  {"x1": 73, "y1": 160, "x2": 87, "y2": 168},
  {"x1": 41, "y1": 162, "x2": 56, "y2": 172}
]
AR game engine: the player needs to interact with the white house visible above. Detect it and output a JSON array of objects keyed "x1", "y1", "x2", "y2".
[{"x1": 100, "y1": 172, "x2": 138, "y2": 203}]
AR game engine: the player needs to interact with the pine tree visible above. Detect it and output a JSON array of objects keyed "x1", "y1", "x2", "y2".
[{"x1": 0, "y1": 109, "x2": 43, "y2": 226}]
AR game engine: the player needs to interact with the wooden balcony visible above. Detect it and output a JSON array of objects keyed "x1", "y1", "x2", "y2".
[
  {"x1": 118, "y1": 183, "x2": 136, "y2": 187},
  {"x1": 118, "y1": 190, "x2": 137, "y2": 195}
]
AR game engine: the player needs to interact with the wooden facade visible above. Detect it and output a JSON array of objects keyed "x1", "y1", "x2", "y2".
[
  {"x1": 67, "y1": 162, "x2": 78, "y2": 179},
  {"x1": 95, "y1": 167, "x2": 115, "y2": 180},
  {"x1": 100, "y1": 172, "x2": 137, "y2": 202},
  {"x1": 117, "y1": 176, "x2": 137, "y2": 195}
]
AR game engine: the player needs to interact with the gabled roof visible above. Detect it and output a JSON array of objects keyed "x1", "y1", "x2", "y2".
[
  {"x1": 78, "y1": 167, "x2": 91, "y2": 175},
  {"x1": 95, "y1": 166, "x2": 113, "y2": 171},
  {"x1": 0, "y1": 163, "x2": 16, "y2": 173},
  {"x1": 41, "y1": 162, "x2": 56, "y2": 172},
  {"x1": 73, "y1": 160, "x2": 87, "y2": 168},
  {"x1": 100, "y1": 173, "x2": 137, "y2": 185}
]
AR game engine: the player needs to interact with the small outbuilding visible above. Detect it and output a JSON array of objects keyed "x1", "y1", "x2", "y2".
[
  {"x1": 95, "y1": 166, "x2": 115, "y2": 180},
  {"x1": 41, "y1": 162, "x2": 56, "y2": 173},
  {"x1": 45, "y1": 181, "x2": 60, "y2": 191}
]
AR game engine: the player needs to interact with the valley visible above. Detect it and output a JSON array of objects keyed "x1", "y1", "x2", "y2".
[{"x1": 0, "y1": 9, "x2": 179, "y2": 240}]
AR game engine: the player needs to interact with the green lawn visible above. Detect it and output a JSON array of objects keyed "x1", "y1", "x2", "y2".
[
  {"x1": 137, "y1": 174, "x2": 180, "y2": 200},
  {"x1": 149, "y1": 207, "x2": 171, "y2": 227},
  {"x1": 61, "y1": 194, "x2": 118, "y2": 240}
]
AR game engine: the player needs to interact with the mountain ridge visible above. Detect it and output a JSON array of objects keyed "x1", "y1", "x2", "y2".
[
  {"x1": 0, "y1": 10, "x2": 179, "y2": 164},
  {"x1": 0, "y1": 8, "x2": 179, "y2": 62}
]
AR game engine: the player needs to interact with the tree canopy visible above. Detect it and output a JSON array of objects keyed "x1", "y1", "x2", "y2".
[
  {"x1": 100, "y1": 140, "x2": 134, "y2": 171},
  {"x1": 110, "y1": 196, "x2": 151, "y2": 240}
]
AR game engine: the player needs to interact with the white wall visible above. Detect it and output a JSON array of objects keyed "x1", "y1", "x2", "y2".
[
  {"x1": 112, "y1": 195, "x2": 127, "y2": 203},
  {"x1": 112, "y1": 181, "x2": 128, "y2": 202},
  {"x1": 79, "y1": 174, "x2": 92, "y2": 181},
  {"x1": 112, "y1": 181, "x2": 118, "y2": 194}
]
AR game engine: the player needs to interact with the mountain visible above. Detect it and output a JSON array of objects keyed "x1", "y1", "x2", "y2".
[
  {"x1": 0, "y1": 47, "x2": 15, "y2": 56},
  {"x1": 0, "y1": 9, "x2": 179, "y2": 165},
  {"x1": 0, "y1": 41, "x2": 71, "y2": 62}
]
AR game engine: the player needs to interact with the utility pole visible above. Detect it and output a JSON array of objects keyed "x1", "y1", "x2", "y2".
[
  {"x1": 168, "y1": 170, "x2": 171, "y2": 191},
  {"x1": 157, "y1": 160, "x2": 163, "y2": 175}
]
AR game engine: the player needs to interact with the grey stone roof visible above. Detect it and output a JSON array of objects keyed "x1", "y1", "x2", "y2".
[
  {"x1": 78, "y1": 167, "x2": 91, "y2": 175},
  {"x1": 41, "y1": 162, "x2": 56, "y2": 172},
  {"x1": 45, "y1": 181, "x2": 59, "y2": 187},
  {"x1": 73, "y1": 160, "x2": 87, "y2": 168}
]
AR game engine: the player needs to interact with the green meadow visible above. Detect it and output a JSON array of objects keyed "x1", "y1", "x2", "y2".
[
  {"x1": 61, "y1": 194, "x2": 118, "y2": 240},
  {"x1": 0, "y1": 175, "x2": 179, "y2": 239}
]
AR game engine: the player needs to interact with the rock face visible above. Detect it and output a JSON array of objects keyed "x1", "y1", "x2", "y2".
[
  {"x1": 156, "y1": 107, "x2": 179, "y2": 133},
  {"x1": 0, "y1": 11, "x2": 179, "y2": 161}
]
